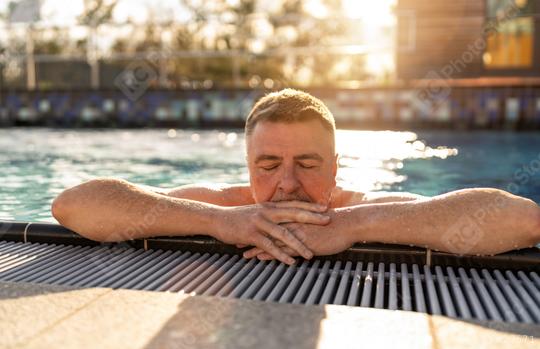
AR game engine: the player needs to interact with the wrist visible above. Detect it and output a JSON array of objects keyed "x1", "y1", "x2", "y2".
[
  {"x1": 205, "y1": 205, "x2": 229, "y2": 240},
  {"x1": 334, "y1": 205, "x2": 374, "y2": 245}
]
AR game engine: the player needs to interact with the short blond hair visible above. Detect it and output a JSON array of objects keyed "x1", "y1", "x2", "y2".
[{"x1": 245, "y1": 89, "x2": 335, "y2": 136}]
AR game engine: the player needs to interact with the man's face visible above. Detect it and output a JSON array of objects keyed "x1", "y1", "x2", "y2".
[{"x1": 246, "y1": 119, "x2": 338, "y2": 206}]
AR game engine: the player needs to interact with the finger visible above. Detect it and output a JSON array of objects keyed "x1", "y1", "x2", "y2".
[
  {"x1": 258, "y1": 246, "x2": 299, "y2": 260},
  {"x1": 249, "y1": 245, "x2": 302, "y2": 259},
  {"x1": 277, "y1": 227, "x2": 307, "y2": 244},
  {"x1": 266, "y1": 208, "x2": 330, "y2": 226},
  {"x1": 269, "y1": 200, "x2": 327, "y2": 212},
  {"x1": 255, "y1": 247, "x2": 298, "y2": 258},
  {"x1": 243, "y1": 247, "x2": 263, "y2": 259},
  {"x1": 236, "y1": 244, "x2": 248, "y2": 248},
  {"x1": 253, "y1": 235, "x2": 296, "y2": 265},
  {"x1": 255, "y1": 217, "x2": 313, "y2": 259}
]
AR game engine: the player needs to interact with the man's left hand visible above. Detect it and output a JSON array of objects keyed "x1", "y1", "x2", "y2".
[{"x1": 242, "y1": 211, "x2": 354, "y2": 260}]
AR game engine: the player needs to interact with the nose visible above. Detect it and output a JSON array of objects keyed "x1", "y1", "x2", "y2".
[{"x1": 278, "y1": 165, "x2": 301, "y2": 194}]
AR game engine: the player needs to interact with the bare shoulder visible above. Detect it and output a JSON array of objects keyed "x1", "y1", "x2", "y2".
[
  {"x1": 336, "y1": 188, "x2": 427, "y2": 206},
  {"x1": 361, "y1": 191, "x2": 427, "y2": 204},
  {"x1": 332, "y1": 187, "x2": 366, "y2": 207},
  {"x1": 162, "y1": 183, "x2": 254, "y2": 206}
]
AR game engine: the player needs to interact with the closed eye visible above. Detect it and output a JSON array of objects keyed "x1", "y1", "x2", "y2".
[
  {"x1": 261, "y1": 164, "x2": 279, "y2": 171},
  {"x1": 299, "y1": 163, "x2": 317, "y2": 169}
]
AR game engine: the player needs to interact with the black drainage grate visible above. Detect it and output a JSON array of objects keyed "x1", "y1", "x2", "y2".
[{"x1": 0, "y1": 240, "x2": 539, "y2": 324}]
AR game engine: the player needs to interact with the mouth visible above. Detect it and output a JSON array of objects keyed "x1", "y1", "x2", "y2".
[
  {"x1": 270, "y1": 194, "x2": 313, "y2": 203},
  {"x1": 271, "y1": 198, "x2": 312, "y2": 203}
]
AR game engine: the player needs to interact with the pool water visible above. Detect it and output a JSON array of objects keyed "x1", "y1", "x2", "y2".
[{"x1": 1, "y1": 128, "x2": 539, "y2": 223}]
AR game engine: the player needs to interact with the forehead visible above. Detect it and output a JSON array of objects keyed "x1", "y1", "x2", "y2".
[{"x1": 246, "y1": 120, "x2": 334, "y2": 157}]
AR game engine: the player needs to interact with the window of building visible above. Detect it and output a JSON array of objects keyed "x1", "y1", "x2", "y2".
[{"x1": 483, "y1": 0, "x2": 535, "y2": 68}]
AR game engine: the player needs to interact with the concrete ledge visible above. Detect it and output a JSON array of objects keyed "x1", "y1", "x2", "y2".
[{"x1": 0, "y1": 282, "x2": 538, "y2": 349}]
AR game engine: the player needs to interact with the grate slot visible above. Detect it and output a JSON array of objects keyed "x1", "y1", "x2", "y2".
[
  {"x1": 212, "y1": 258, "x2": 256, "y2": 297},
  {"x1": 481, "y1": 269, "x2": 518, "y2": 322},
  {"x1": 424, "y1": 266, "x2": 441, "y2": 315},
  {"x1": 71, "y1": 248, "x2": 144, "y2": 287},
  {"x1": 469, "y1": 268, "x2": 502, "y2": 321},
  {"x1": 0, "y1": 241, "x2": 18, "y2": 253},
  {"x1": 346, "y1": 262, "x2": 363, "y2": 306},
  {"x1": 505, "y1": 271, "x2": 540, "y2": 322},
  {"x1": 167, "y1": 253, "x2": 221, "y2": 292},
  {"x1": 435, "y1": 266, "x2": 456, "y2": 317},
  {"x1": 0, "y1": 243, "x2": 54, "y2": 273},
  {"x1": 227, "y1": 260, "x2": 267, "y2": 298},
  {"x1": 7, "y1": 245, "x2": 87, "y2": 282},
  {"x1": 412, "y1": 264, "x2": 427, "y2": 313},
  {"x1": 0, "y1": 242, "x2": 43, "y2": 263},
  {"x1": 110, "y1": 250, "x2": 176, "y2": 289},
  {"x1": 446, "y1": 267, "x2": 471, "y2": 319},
  {"x1": 360, "y1": 262, "x2": 374, "y2": 307},
  {"x1": 253, "y1": 262, "x2": 286, "y2": 301},
  {"x1": 83, "y1": 249, "x2": 158, "y2": 288},
  {"x1": 0, "y1": 244, "x2": 67, "y2": 280},
  {"x1": 306, "y1": 260, "x2": 331, "y2": 305},
  {"x1": 531, "y1": 272, "x2": 540, "y2": 288},
  {"x1": 137, "y1": 251, "x2": 192, "y2": 290},
  {"x1": 240, "y1": 260, "x2": 278, "y2": 300},
  {"x1": 400, "y1": 263, "x2": 412, "y2": 311},
  {"x1": 517, "y1": 271, "x2": 540, "y2": 305},
  {"x1": 278, "y1": 260, "x2": 309, "y2": 303},
  {"x1": 155, "y1": 252, "x2": 207, "y2": 291},
  {"x1": 319, "y1": 261, "x2": 342, "y2": 305},
  {"x1": 266, "y1": 262, "x2": 297, "y2": 302},
  {"x1": 333, "y1": 261, "x2": 352, "y2": 305},
  {"x1": 189, "y1": 255, "x2": 240, "y2": 294},
  {"x1": 493, "y1": 270, "x2": 533, "y2": 323},
  {"x1": 100, "y1": 250, "x2": 168, "y2": 288},
  {"x1": 60, "y1": 248, "x2": 129, "y2": 286},
  {"x1": 29, "y1": 246, "x2": 105, "y2": 284},
  {"x1": 178, "y1": 254, "x2": 231, "y2": 293},
  {"x1": 201, "y1": 258, "x2": 247, "y2": 296},
  {"x1": 292, "y1": 260, "x2": 321, "y2": 304},
  {"x1": 374, "y1": 263, "x2": 385, "y2": 309}
]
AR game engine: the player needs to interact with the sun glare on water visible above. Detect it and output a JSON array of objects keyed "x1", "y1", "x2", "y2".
[{"x1": 335, "y1": 130, "x2": 458, "y2": 192}]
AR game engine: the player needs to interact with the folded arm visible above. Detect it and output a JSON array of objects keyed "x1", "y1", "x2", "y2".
[
  {"x1": 351, "y1": 188, "x2": 540, "y2": 255},
  {"x1": 247, "y1": 188, "x2": 540, "y2": 259},
  {"x1": 51, "y1": 178, "x2": 329, "y2": 264},
  {"x1": 51, "y1": 178, "x2": 224, "y2": 242}
]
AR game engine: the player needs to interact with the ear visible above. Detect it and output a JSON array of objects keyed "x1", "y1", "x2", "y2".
[{"x1": 332, "y1": 153, "x2": 339, "y2": 178}]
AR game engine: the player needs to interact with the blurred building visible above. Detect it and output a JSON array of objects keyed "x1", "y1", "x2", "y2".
[{"x1": 396, "y1": 0, "x2": 540, "y2": 80}]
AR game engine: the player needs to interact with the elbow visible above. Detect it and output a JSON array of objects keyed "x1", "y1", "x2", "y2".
[
  {"x1": 511, "y1": 195, "x2": 540, "y2": 246},
  {"x1": 51, "y1": 195, "x2": 108, "y2": 242},
  {"x1": 530, "y1": 201, "x2": 540, "y2": 243},
  {"x1": 52, "y1": 178, "x2": 133, "y2": 243},
  {"x1": 51, "y1": 193, "x2": 71, "y2": 226}
]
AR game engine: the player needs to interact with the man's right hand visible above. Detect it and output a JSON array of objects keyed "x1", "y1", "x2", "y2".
[{"x1": 212, "y1": 201, "x2": 330, "y2": 265}]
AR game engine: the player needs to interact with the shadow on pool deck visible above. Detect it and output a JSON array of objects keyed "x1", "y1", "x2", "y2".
[{"x1": 0, "y1": 281, "x2": 538, "y2": 349}]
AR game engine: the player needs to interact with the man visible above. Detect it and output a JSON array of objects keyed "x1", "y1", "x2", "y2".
[{"x1": 52, "y1": 89, "x2": 540, "y2": 265}]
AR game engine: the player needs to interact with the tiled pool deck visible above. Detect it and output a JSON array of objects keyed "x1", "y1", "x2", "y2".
[{"x1": 1, "y1": 281, "x2": 538, "y2": 349}]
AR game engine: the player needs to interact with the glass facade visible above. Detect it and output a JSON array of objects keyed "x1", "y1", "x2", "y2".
[{"x1": 484, "y1": 0, "x2": 535, "y2": 68}]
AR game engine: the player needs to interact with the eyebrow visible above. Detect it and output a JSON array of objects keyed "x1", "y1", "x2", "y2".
[
  {"x1": 294, "y1": 153, "x2": 324, "y2": 162},
  {"x1": 254, "y1": 155, "x2": 282, "y2": 164},
  {"x1": 254, "y1": 153, "x2": 324, "y2": 164}
]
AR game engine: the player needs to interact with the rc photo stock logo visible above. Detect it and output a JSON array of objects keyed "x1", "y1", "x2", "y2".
[
  {"x1": 441, "y1": 214, "x2": 484, "y2": 255},
  {"x1": 413, "y1": 71, "x2": 451, "y2": 114},
  {"x1": 115, "y1": 60, "x2": 158, "y2": 102}
]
